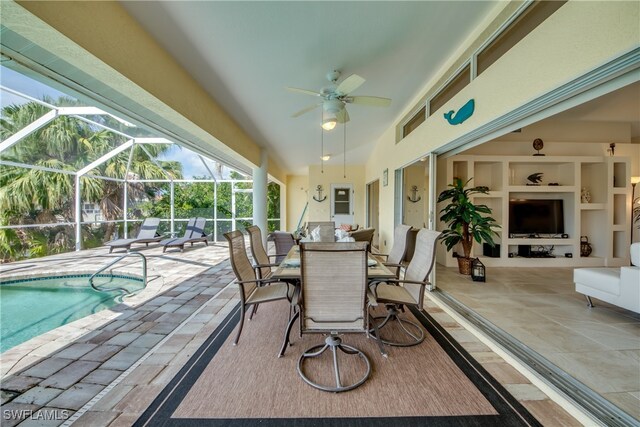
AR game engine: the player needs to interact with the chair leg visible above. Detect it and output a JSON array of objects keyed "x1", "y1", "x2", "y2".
[
  {"x1": 372, "y1": 304, "x2": 425, "y2": 347},
  {"x1": 585, "y1": 295, "x2": 594, "y2": 308},
  {"x1": 279, "y1": 310, "x2": 299, "y2": 357},
  {"x1": 249, "y1": 303, "x2": 259, "y2": 320},
  {"x1": 234, "y1": 304, "x2": 246, "y2": 346},
  {"x1": 297, "y1": 335, "x2": 371, "y2": 392},
  {"x1": 366, "y1": 306, "x2": 387, "y2": 357}
]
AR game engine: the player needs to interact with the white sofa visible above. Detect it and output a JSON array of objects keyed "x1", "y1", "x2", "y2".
[{"x1": 573, "y1": 243, "x2": 640, "y2": 314}]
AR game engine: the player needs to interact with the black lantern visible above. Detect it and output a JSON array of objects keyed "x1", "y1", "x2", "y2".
[{"x1": 471, "y1": 258, "x2": 486, "y2": 282}]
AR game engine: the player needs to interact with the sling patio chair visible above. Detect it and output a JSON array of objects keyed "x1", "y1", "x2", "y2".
[
  {"x1": 370, "y1": 228, "x2": 440, "y2": 347},
  {"x1": 247, "y1": 225, "x2": 284, "y2": 280},
  {"x1": 105, "y1": 217, "x2": 162, "y2": 253},
  {"x1": 348, "y1": 227, "x2": 376, "y2": 251},
  {"x1": 161, "y1": 217, "x2": 209, "y2": 252},
  {"x1": 268, "y1": 231, "x2": 296, "y2": 264},
  {"x1": 307, "y1": 221, "x2": 336, "y2": 242},
  {"x1": 279, "y1": 242, "x2": 385, "y2": 392},
  {"x1": 376, "y1": 224, "x2": 412, "y2": 278},
  {"x1": 224, "y1": 230, "x2": 294, "y2": 346}
]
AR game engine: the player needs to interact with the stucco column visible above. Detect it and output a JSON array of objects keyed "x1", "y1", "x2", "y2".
[{"x1": 253, "y1": 148, "x2": 268, "y2": 246}]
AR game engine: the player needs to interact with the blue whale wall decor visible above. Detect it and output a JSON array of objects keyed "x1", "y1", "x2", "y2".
[{"x1": 444, "y1": 99, "x2": 475, "y2": 125}]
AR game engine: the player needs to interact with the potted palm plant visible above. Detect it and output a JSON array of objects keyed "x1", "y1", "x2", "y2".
[{"x1": 437, "y1": 178, "x2": 500, "y2": 275}]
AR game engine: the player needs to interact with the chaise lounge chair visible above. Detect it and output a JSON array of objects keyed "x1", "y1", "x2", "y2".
[
  {"x1": 105, "y1": 218, "x2": 162, "y2": 253},
  {"x1": 161, "y1": 217, "x2": 209, "y2": 252}
]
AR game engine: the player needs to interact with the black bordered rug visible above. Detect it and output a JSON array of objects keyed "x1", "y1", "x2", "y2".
[{"x1": 134, "y1": 301, "x2": 541, "y2": 427}]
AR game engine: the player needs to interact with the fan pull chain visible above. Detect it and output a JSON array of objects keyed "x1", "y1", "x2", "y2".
[{"x1": 320, "y1": 110, "x2": 324, "y2": 174}]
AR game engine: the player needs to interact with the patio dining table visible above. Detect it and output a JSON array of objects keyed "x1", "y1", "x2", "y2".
[{"x1": 271, "y1": 245, "x2": 396, "y2": 281}]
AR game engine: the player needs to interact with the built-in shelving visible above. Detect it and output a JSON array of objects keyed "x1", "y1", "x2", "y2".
[{"x1": 442, "y1": 155, "x2": 631, "y2": 268}]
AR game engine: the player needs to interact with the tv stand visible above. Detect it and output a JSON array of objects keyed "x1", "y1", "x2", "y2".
[{"x1": 443, "y1": 154, "x2": 631, "y2": 268}]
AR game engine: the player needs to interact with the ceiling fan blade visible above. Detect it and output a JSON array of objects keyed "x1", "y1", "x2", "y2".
[
  {"x1": 336, "y1": 74, "x2": 365, "y2": 95},
  {"x1": 286, "y1": 87, "x2": 321, "y2": 97},
  {"x1": 336, "y1": 108, "x2": 350, "y2": 124},
  {"x1": 348, "y1": 96, "x2": 392, "y2": 107},
  {"x1": 291, "y1": 103, "x2": 321, "y2": 118}
]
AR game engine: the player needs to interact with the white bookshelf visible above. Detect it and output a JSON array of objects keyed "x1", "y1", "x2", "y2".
[{"x1": 442, "y1": 155, "x2": 631, "y2": 267}]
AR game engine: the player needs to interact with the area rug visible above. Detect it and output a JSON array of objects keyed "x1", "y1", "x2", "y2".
[{"x1": 135, "y1": 300, "x2": 541, "y2": 426}]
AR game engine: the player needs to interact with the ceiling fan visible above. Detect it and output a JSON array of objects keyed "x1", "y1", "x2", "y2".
[{"x1": 287, "y1": 70, "x2": 391, "y2": 130}]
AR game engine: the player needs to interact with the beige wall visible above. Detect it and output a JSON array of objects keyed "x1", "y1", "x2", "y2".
[
  {"x1": 285, "y1": 175, "x2": 309, "y2": 232},
  {"x1": 366, "y1": 1, "x2": 640, "y2": 253},
  {"x1": 308, "y1": 165, "x2": 366, "y2": 227}
]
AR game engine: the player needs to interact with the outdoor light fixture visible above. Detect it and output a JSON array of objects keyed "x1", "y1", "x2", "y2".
[{"x1": 322, "y1": 117, "x2": 337, "y2": 131}]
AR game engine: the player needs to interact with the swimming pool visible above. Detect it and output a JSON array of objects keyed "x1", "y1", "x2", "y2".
[{"x1": 0, "y1": 275, "x2": 145, "y2": 353}]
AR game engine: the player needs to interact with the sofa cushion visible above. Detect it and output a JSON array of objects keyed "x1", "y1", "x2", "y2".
[
  {"x1": 631, "y1": 243, "x2": 640, "y2": 266},
  {"x1": 574, "y1": 268, "x2": 620, "y2": 296}
]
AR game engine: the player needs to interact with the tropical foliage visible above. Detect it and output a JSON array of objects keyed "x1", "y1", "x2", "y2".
[
  {"x1": 0, "y1": 97, "x2": 181, "y2": 262},
  {"x1": 437, "y1": 178, "x2": 500, "y2": 259},
  {"x1": 0, "y1": 96, "x2": 281, "y2": 262}
]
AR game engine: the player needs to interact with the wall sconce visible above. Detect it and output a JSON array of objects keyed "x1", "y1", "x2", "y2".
[
  {"x1": 313, "y1": 185, "x2": 327, "y2": 202},
  {"x1": 407, "y1": 185, "x2": 421, "y2": 203}
]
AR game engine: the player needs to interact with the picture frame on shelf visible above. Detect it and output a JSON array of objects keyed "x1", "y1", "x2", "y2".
[{"x1": 383, "y1": 168, "x2": 388, "y2": 187}]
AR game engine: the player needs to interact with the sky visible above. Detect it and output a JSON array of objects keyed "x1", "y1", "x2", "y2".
[{"x1": 1, "y1": 65, "x2": 241, "y2": 179}]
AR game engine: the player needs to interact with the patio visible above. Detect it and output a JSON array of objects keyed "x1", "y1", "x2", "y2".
[{"x1": 0, "y1": 245, "x2": 578, "y2": 426}]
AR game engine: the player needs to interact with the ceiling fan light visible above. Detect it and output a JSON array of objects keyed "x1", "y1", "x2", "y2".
[{"x1": 322, "y1": 117, "x2": 337, "y2": 131}]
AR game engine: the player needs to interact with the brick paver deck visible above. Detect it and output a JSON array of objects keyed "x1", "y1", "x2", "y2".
[{"x1": 0, "y1": 243, "x2": 581, "y2": 426}]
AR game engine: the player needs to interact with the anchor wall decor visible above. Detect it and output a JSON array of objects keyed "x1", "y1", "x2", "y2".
[
  {"x1": 313, "y1": 185, "x2": 327, "y2": 202},
  {"x1": 407, "y1": 185, "x2": 422, "y2": 203}
]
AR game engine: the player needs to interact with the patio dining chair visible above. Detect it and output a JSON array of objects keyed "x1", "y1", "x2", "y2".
[
  {"x1": 282, "y1": 242, "x2": 380, "y2": 392},
  {"x1": 224, "y1": 230, "x2": 294, "y2": 346},
  {"x1": 268, "y1": 231, "x2": 296, "y2": 264},
  {"x1": 348, "y1": 227, "x2": 375, "y2": 251},
  {"x1": 105, "y1": 217, "x2": 162, "y2": 253},
  {"x1": 307, "y1": 221, "x2": 336, "y2": 242},
  {"x1": 247, "y1": 225, "x2": 287, "y2": 280},
  {"x1": 370, "y1": 228, "x2": 440, "y2": 346},
  {"x1": 376, "y1": 224, "x2": 412, "y2": 278}
]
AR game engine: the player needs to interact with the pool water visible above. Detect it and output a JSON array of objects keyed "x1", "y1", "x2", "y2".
[{"x1": 0, "y1": 276, "x2": 144, "y2": 353}]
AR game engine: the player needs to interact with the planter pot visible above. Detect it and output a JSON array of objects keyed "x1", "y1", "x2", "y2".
[{"x1": 457, "y1": 257, "x2": 473, "y2": 275}]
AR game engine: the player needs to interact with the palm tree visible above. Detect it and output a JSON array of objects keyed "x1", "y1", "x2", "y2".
[{"x1": 0, "y1": 97, "x2": 182, "y2": 260}]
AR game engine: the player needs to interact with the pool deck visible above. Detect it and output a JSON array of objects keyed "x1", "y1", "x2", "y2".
[{"x1": 0, "y1": 244, "x2": 580, "y2": 426}]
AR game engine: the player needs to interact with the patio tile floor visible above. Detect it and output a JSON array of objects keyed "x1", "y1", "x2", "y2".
[{"x1": 1, "y1": 244, "x2": 582, "y2": 426}]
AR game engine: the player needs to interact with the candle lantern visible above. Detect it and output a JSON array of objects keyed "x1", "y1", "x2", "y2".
[{"x1": 471, "y1": 258, "x2": 486, "y2": 282}]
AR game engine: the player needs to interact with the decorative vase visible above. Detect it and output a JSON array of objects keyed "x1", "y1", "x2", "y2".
[
  {"x1": 457, "y1": 257, "x2": 473, "y2": 275},
  {"x1": 580, "y1": 236, "x2": 592, "y2": 257},
  {"x1": 581, "y1": 188, "x2": 592, "y2": 203}
]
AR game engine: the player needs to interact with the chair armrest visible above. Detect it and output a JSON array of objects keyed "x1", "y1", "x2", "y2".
[
  {"x1": 236, "y1": 278, "x2": 267, "y2": 285},
  {"x1": 253, "y1": 262, "x2": 280, "y2": 268},
  {"x1": 383, "y1": 262, "x2": 403, "y2": 268},
  {"x1": 384, "y1": 278, "x2": 427, "y2": 286}
]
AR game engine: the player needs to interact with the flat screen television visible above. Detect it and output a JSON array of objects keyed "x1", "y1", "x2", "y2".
[{"x1": 509, "y1": 199, "x2": 564, "y2": 235}]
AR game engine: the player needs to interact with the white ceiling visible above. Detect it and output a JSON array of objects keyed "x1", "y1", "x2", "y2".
[
  {"x1": 550, "y1": 80, "x2": 640, "y2": 138},
  {"x1": 121, "y1": 1, "x2": 498, "y2": 174}
]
